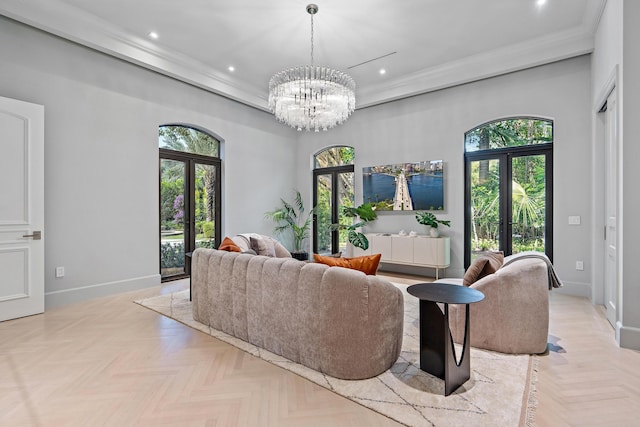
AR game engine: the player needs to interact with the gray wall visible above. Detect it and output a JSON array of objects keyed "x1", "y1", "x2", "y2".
[
  {"x1": 0, "y1": 17, "x2": 297, "y2": 306},
  {"x1": 297, "y1": 56, "x2": 593, "y2": 293}
]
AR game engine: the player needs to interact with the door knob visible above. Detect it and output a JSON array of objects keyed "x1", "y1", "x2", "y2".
[{"x1": 22, "y1": 231, "x2": 42, "y2": 240}]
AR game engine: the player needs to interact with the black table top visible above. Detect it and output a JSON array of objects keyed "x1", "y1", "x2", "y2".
[{"x1": 407, "y1": 282, "x2": 485, "y2": 304}]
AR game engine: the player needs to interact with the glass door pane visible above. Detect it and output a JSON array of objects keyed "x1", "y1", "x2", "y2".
[
  {"x1": 337, "y1": 172, "x2": 355, "y2": 253},
  {"x1": 160, "y1": 159, "x2": 186, "y2": 278},
  {"x1": 315, "y1": 174, "x2": 332, "y2": 254},
  {"x1": 469, "y1": 158, "x2": 501, "y2": 261},
  {"x1": 511, "y1": 155, "x2": 546, "y2": 254},
  {"x1": 194, "y1": 162, "x2": 217, "y2": 250}
]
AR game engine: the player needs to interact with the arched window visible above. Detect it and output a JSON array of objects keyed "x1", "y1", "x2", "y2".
[
  {"x1": 464, "y1": 117, "x2": 553, "y2": 267},
  {"x1": 313, "y1": 146, "x2": 355, "y2": 255},
  {"x1": 159, "y1": 125, "x2": 221, "y2": 280}
]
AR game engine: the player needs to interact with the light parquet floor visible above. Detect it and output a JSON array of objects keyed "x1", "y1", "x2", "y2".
[{"x1": 1, "y1": 272, "x2": 639, "y2": 426}]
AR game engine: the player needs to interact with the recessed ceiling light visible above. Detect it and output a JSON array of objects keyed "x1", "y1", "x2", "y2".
[
  {"x1": 536, "y1": 0, "x2": 547, "y2": 6},
  {"x1": 148, "y1": 31, "x2": 159, "y2": 39},
  {"x1": 379, "y1": 69, "x2": 386, "y2": 75},
  {"x1": 228, "y1": 66, "x2": 235, "y2": 72}
]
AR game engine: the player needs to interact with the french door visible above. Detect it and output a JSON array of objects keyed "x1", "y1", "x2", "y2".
[
  {"x1": 159, "y1": 149, "x2": 220, "y2": 280},
  {"x1": 464, "y1": 146, "x2": 553, "y2": 267},
  {"x1": 313, "y1": 166, "x2": 354, "y2": 255}
]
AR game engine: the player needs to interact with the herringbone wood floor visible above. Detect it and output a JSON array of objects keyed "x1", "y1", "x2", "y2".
[{"x1": 1, "y1": 272, "x2": 639, "y2": 426}]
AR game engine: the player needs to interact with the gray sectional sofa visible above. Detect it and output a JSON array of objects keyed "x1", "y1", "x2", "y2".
[{"x1": 191, "y1": 248, "x2": 404, "y2": 380}]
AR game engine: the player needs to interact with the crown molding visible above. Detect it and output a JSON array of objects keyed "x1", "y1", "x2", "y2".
[
  {"x1": 0, "y1": 0, "x2": 270, "y2": 110},
  {"x1": 2, "y1": 0, "x2": 604, "y2": 112},
  {"x1": 356, "y1": 26, "x2": 595, "y2": 108}
]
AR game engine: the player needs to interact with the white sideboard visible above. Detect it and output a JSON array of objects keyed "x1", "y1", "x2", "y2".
[{"x1": 349, "y1": 233, "x2": 450, "y2": 279}]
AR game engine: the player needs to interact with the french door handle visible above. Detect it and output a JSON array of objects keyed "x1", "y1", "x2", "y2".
[{"x1": 23, "y1": 231, "x2": 42, "y2": 240}]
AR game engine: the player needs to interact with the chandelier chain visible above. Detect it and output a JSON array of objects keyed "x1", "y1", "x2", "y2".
[{"x1": 310, "y1": 13, "x2": 314, "y2": 66}]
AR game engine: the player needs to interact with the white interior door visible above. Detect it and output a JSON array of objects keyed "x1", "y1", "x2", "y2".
[
  {"x1": 604, "y1": 88, "x2": 618, "y2": 328},
  {"x1": 0, "y1": 96, "x2": 44, "y2": 322}
]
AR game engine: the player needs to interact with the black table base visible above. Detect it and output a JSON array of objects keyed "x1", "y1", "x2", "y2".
[{"x1": 419, "y1": 301, "x2": 471, "y2": 396}]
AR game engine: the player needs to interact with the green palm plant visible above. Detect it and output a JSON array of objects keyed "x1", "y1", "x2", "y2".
[{"x1": 265, "y1": 190, "x2": 316, "y2": 253}]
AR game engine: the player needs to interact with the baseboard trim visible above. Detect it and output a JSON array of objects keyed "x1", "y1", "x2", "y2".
[
  {"x1": 553, "y1": 280, "x2": 591, "y2": 298},
  {"x1": 618, "y1": 323, "x2": 640, "y2": 351},
  {"x1": 45, "y1": 274, "x2": 161, "y2": 309}
]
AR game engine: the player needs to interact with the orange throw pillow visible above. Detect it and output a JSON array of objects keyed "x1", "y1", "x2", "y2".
[
  {"x1": 218, "y1": 236, "x2": 242, "y2": 252},
  {"x1": 313, "y1": 253, "x2": 382, "y2": 276}
]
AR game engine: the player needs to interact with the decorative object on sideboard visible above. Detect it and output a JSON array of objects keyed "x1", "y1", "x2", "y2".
[
  {"x1": 268, "y1": 4, "x2": 355, "y2": 132},
  {"x1": 264, "y1": 189, "x2": 316, "y2": 261},
  {"x1": 330, "y1": 202, "x2": 378, "y2": 250},
  {"x1": 415, "y1": 211, "x2": 451, "y2": 237}
]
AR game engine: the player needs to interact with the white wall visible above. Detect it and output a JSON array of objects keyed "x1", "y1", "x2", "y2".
[
  {"x1": 590, "y1": 0, "x2": 640, "y2": 350},
  {"x1": 297, "y1": 56, "x2": 592, "y2": 291},
  {"x1": 0, "y1": 17, "x2": 297, "y2": 307},
  {"x1": 590, "y1": 0, "x2": 623, "y2": 307},
  {"x1": 620, "y1": 0, "x2": 640, "y2": 349}
]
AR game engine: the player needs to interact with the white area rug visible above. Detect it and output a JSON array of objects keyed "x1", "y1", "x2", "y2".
[{"x1": 135, "y1": 284, "x2": 538, "y2": 427}]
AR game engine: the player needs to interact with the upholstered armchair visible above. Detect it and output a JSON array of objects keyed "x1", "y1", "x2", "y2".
[{"x1": 437, "y1": 256, "x2": 550, "y2": 354}]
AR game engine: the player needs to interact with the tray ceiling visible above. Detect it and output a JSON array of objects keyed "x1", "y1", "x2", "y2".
[{"x1": 0, "y1": 0, "x2": 605, "y2": 110}]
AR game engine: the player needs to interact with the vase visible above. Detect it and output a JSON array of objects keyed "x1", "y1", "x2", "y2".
[{"x1": 429, "y1": 227, "x2": 439, "y2": 238}]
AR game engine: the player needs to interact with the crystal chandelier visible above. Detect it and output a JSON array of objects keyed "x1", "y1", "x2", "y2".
[{"x1": 268, "y1": 4, "x2": 356, "y2": 132}]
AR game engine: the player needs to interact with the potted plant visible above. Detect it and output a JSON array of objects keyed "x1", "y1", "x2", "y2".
[
  {"x1": 415, "y1": 211, "x2": 451, "y2": 237},
  {"x1": 265, "y1": 189, "x2": 316, "y2": 260},
  {"x1": 331, "y1": 202, "x2": 378, "y2": 250}
]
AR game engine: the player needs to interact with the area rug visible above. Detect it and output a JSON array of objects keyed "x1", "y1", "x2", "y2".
[{"x1": 135, "y1": 284, "x2": 538, "y2": 427}]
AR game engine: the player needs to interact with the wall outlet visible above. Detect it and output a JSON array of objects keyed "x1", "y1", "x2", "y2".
[
  {"x1": 568, "y1": 216, "x2": 581, "y2": 225},
  {"x1": 575, "y1": 261, "x2": 584, "y2": 271},
  {"x1": 55, "y1": 266, "x2": 65, "y2": 278}
]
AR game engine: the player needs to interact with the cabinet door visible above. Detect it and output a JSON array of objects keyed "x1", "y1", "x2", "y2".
[
  {"x1": 413, "y1": 237, "x2": 437, "y2": 265},
  {"x1": 349, "y1": 242, "x2": 371, "y2": 257},
  {"x1": 391, "y1": 236, "x2": 413, "y2": 263},
  {"x1": 370, "y1": 235, "x2": 392, "y2": 261},
  {"x1": 414, "y1": 237, "x2": 450, "y2": 267}
]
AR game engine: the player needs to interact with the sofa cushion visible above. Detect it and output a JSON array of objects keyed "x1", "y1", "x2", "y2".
[
  {"x1": 313, "y1": 253, "x2": 382, "y2": 276},
  {"x1": 463, "y1": 251, "x2": 503, "y2": 286},
  {"x1": 219, "y1": 236, "x2": 242, "y2": 252}
]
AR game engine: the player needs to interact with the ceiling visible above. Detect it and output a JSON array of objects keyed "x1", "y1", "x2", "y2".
[{"x1": 1, "y1": 0, "x2": 605, "y2": 111}]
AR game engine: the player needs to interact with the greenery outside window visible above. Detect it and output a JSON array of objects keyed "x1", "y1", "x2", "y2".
[
  {"x1": 464, "y1": 118, "x2": 553, "y2": 267},
  {"x1": 159, "y1": 125, "x2": 221, "y2": 281},
  {"x1": 313, "y1": 146, "x2": 355, "y2": 255}
]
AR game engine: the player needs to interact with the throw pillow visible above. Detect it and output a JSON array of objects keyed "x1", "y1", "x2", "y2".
[
  {"x1": 462, "y1": 251, "x2": 504, "y2": 286},
  {"x1": 219, "y1": 236, "x2": 242, "y2": 252},
  {"x1": 462, "y1": 257, "x2": 489, "y2": 286},
  {"x1": 484, "y1": 251, "x2": 504, "y2": 274},
  {"x1": 313, "y1": 253, "x2": 382, "y2": 276},
  {"x1": 250, "y1": 236, "x2": 276, "y2": 257},
  {"x1": 271, "y1": 238, "x2": 292, "y2": 258}
]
